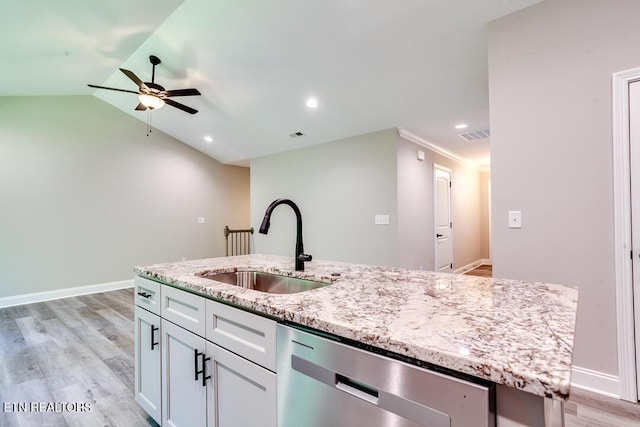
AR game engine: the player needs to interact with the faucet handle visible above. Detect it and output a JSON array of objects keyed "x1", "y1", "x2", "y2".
[{"x1": 298, "y1": 253, "x2": 313, "y2": 262}]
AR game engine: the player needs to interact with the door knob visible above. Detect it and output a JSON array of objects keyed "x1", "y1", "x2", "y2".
[{"x1": 436, "y1": 234, "x2": 443, "y2": 238}]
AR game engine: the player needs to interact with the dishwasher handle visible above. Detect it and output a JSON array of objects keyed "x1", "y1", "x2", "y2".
[
  {"x1": 292, "y1": 355, "x2": 380, "y2": 405},
  {"x1": 336, "y1": 374, "x2": 379, "y2": 404},
  {"x1": 289, "y1": 349, "x2": 452, "y2": 427}
]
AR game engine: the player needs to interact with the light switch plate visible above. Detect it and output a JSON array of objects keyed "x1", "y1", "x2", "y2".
[
  {"x1": 375, "y1": 214, "x2": 390, "y2": 225},
  {"x1": 198, "y1": 217, "x2": 206, "y2": 224},
  {"x1": 508, "y1": 211, "x2": 522, "y2": 228}
]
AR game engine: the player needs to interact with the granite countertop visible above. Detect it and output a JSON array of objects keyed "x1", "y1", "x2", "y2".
[{"x1": 134, "y1": 254, "x2": 578, "y2": 400}]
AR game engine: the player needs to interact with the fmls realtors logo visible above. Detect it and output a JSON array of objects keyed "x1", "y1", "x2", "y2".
[{"x1": 3, "y1": 402, "x2": 92, "y2": 413}]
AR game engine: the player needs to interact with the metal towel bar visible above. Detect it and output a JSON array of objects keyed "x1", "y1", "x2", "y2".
[{"x1": 224, "y1": 226, "x2": 254, "y2": 256}]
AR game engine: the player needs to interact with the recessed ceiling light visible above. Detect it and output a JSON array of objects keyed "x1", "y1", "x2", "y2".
[
  {"x1": 306, "y1": 97, "x2": 318, "y2": 109},
  {"x1": 455, "y1": 124, "x2": 468, "y2": 130},
  {"x1": 204, "y1": 136, "x2": 213, "y2": 142}
]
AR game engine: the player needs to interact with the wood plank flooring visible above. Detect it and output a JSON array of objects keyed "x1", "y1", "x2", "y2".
[
  {"x1": 565, "y1": 387, "x2": 640, "y2": 426},
  {"x1": 0, "y1": 289, "x2": 157, "y2": 427},
  {"x1": 464, "y1": 264, "x2": 493, "y2": 277},
  {"x1": 1, "y1": 288, "x2": 640, "y2": 426}
]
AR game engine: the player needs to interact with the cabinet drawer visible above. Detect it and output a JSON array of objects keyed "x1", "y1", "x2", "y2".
[
  {"x1": 134, "y1": 277, "x2": 161, "y2": 315},
  {"x1": 161, "y1": 285, "x2": 206, "y2": 337},
  {"x1": 205, "y1": 299, "x2": 277, "y2": 371}
]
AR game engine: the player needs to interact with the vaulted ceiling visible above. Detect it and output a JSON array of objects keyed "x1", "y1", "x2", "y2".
[{"x1": 2, "y1": 0, "x2": 542, "y2": 167}]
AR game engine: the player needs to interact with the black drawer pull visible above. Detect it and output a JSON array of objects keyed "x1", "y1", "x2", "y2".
[
  {"x1": 137, "y1": 291, "x2": 152, "y2": 299},
  {"x1": 150, "y1": 325, "x2": 159, "y2": 350}
]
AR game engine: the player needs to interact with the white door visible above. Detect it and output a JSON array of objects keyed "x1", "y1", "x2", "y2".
[
  {"x1": 629, "y1": 79, "x2": 640, "y2": 398},
  {"x1": 162, "y1": 319, "x2": 208, "y2": 427},
  {"x1": 206, "y1": 341, "x2": 277, "y2": 427},
  {"x1": 434, "y1": 164, "x2": 453, "y2": 272},
  {"x1": 134, "y1": 307, "x2": 162, "y2": 424}
]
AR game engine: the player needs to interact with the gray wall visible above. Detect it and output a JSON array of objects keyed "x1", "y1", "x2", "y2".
[
  {"x1": 397, "y1": 136, "x2": 488, "y2": 270},
  {"x1": 251, "y1": 128, "x2": 488, "y2": 270},
  {"x1": 0, "y1": 96, "x2": 250, "y2": 299},
  {"x1": 488, "y1": 0, "x2": 640, "y2": 375},
  {"x1": 251, "y1": 129, "x2": 399, "y2": 267}
]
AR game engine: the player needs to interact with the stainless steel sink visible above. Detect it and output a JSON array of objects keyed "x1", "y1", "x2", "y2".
[{"x1": 199, "y1": 271, "x2": 330, "y2": 294}]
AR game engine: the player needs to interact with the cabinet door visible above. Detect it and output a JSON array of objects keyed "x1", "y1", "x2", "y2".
[
  {"x1": 162, "y1": 319, "x2": 208, "y2": 427},
  {"x1": 134, "y1": 306, "x2": 161, "y2": 424},
  {"x1": 206, "y1": 341, "x2": 277, "y2": 427}
]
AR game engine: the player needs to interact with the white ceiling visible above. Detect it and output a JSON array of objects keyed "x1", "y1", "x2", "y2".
[{"x1": 2, "y1": 0, "x2": 542, "y2": 167}]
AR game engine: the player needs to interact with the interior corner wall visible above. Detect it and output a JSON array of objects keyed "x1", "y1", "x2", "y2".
[
  {"x1": 488, "y1": 0, "x2": 640, "y2": 377},
  {"x1": 0, "y1": 96, "x2": 250, "y2": 299},
  {"x1": 397, "y1": 136, "x2": 486, "y2": 271},
  {"x1": 479, "y1": 171, "x2": 491, "y2": 261},
  {"x1": 250, "y1": 129, "x2": 398, "y2": 267}
]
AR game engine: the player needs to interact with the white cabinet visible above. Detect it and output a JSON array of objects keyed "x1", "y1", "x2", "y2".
[
  {"x1": 206, "y1": 341, "x2": 277, "y2": 427},
  {"x1": 135, "y1": 277, "x2": 161, "y2": 315},
  {"x1": 205, "y1": 299, "x2": 277, "y2": 371},
  {"x1": 161, "y1": 285, "x2": 206, "y2": 337},
  {"x1": 134, "y1": 306, "x2": 162, "y2": 424},
  {"x1": 134, "y1": 277, "x2": 277, "y2": 427},
  {"x1": 161, "y1": 319, "x2": 208, "y2": 427}
]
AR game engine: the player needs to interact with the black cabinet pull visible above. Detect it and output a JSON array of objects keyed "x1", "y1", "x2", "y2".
[
  {"x1": 194, "y1": 349, "x2": 200, "y2": 381},
  {"x1": 193, "y1": 348, "x2": 211, "y2": 387},
  {"x1": 150, "y1": 325, "x2": 159, "y2": 350},
  {"x1": 201, "y1": 353, "x2": 211, "y2": 387},
  {"x1": 137, "y1": 291, "x2": 152, "y2": 299},
  {"x1": 194, "y1": 349, "x2": 211, "y2": 386}
]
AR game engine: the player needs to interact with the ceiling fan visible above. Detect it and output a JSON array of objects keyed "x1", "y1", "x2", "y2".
[{"x1": 88, "y1": 55, "x2": 201, "y2": 114}]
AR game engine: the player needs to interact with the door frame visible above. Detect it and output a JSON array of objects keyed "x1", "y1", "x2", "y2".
[
  {"x1": 433, "y1": 163, "x2": 453, "y2": 272},
  {"x1": 612, "y1": 67, "x2": 640, "y2": 402}
]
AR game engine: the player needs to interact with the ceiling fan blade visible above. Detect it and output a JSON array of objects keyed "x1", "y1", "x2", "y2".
[
  {"x1": 119, "y1": 68, "x2": 148, "y2": 90},
  {"x1": 164, "y1": 98, "x2": 198, "y2": 114},
  {"x1": 164, "y1": 88, "x2": 201, "y2": 97},
  {"x1": 135, "y1": 103, "x2": 148, "y2": 111},
  {"x1": 87, "y1": 84, "x2": 139, "y2": 95}
]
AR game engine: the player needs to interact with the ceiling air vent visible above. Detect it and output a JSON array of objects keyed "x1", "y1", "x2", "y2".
[
  {"x1": 289, "y1": 131, "x2": 304, "y2": 138},
  {"x1": 458, "y1": 129, "x2": 490, "y2": 141}
]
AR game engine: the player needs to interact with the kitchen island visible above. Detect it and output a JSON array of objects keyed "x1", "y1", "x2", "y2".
[{"x1": 134, "y1": 254, "x2": 578, "y2": 426}]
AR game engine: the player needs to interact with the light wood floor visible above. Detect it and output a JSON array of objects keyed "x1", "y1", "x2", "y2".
[
  {"x1": 464, "y1": 264, "x2": 493, "y2": 277},
  {"x1": 0, "y1": 288, "x2": 157, "y2": 427},
  {"x1": 565, "y1": 387, "x2": 640, "y2": 426},
  {"x1": 1, "y1": 288, "x2": 640, "y2": 426}
]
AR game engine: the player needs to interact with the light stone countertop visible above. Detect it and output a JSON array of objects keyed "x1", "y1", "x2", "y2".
[{"x1": 134, "y1": 254, "x2": 578, "y2": 400}]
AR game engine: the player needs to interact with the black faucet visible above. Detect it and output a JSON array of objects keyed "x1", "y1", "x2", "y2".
[{"x1": 259, "y1": 198, "x2": 312, "y2": 271}]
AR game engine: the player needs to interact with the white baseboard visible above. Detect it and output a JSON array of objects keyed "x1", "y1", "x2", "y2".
[
  {"x1": 0, "y1": 279, "x2": 134, "y2": 309},
  {"x1": 454, "y1": 258, "x2": 492, "y2": 274},
  {"x1": 571, "y1": 366, "x2": 620, "y2": 399}
]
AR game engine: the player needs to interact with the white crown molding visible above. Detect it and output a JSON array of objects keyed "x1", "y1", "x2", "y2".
[
  {"x1": 0, "y1": 279, "x2": 134, "y2": 309},
  {"x1": 397, "y1": 127, "x2": 487, "y2": 171}
]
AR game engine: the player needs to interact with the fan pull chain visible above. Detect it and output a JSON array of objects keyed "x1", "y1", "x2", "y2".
[{"x1": 146, "y1": 109, "x2": 153, "y2": 137}]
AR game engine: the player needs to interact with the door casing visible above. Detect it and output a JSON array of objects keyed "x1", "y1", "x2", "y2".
[{"x1": 612, "y1": 67, "x2": 640, "y2": 402}]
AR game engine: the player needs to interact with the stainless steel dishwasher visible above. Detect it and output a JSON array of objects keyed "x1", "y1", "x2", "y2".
[{"x1": 277, "y1": 324, "x2": 495, "y2": 427}]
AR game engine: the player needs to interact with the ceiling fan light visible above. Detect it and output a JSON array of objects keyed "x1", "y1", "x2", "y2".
[{"x1": 139, "y1": 94, "x2": 165, "y2": 110}]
